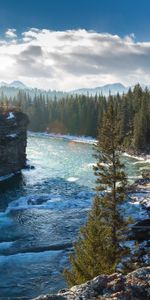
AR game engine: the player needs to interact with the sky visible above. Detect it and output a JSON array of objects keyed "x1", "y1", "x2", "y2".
[{"x1": 0, "y1": 0, "x2": 150, "y2": 90}]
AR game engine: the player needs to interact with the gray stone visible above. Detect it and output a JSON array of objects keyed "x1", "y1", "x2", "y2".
[
  {"x1": 33, "y1": 267, "x2": 150, "y2": 300},
  {"x1": 0, "y1": 110, "x2": 29, "y2": 178}
]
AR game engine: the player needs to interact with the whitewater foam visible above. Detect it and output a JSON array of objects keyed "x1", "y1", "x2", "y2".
[
  {"x1": 67, "y1": 177, "x2": 79, "y2": 182},
  {"x1": 4, "y1": 193, "x2": 92, "y2": 214}
]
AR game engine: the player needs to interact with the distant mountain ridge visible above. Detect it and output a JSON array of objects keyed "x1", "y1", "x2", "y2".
[
  {"x1": 0, "y1": 81, "x2": 129, "y2": 98},
  {"x1": 0, "y1": 81, "x2": 27, "y2": 89},
  {"x1": 72, "y1": 83, "x2": 128, "y2": 96}
]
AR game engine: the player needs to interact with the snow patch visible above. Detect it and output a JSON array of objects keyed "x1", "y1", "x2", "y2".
[
  {"x1": 123, "y1": 152, "x2": 150, "y2": 163},
  {"x1": 121, "y1": 193, "x2": 150, "y2": 221},
  {"x1": 28, "y1": 131, "x2": 96, "y2": 145},
  {"x1": 6, "y1": 133, "x2": 17, "y2": 138},
  {"x1": 142, "y1": 254, "x2": 150, "y2": 264},
  {"x1": 7, "y1": 112, "x2": 15, "y2": 120}
]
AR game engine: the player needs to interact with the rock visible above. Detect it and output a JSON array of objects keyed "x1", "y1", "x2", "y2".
[
  {"x1": 24, "y1": 164, "x2": 35, "y2": 170},
  {"x1": 0, "y1": 110, "x2": 29, "y2": 178},
  {"x1": 135, "y1": 178, "x2": 150, "y2": 185},
  {"x1": 130, "y1": 219, "x2": 150, "y2": 241},
  {"x1": 33, "y1": 267, "x2": 150, "y2": 300}
]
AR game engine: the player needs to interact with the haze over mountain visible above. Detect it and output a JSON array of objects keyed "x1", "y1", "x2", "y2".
[
  {"x1": 0, "y1": 81, "x2": 27, "y2": 89},
  {"x1": 72, "y1": 83, "x2": 128, "y2": 96},
  {"x1": 0, "y1": 81, "x2": 129, "y2": 98}
]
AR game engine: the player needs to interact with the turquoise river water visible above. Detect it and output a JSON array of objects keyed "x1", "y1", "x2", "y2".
[{"x1": 0, "y1": 134, "x2": 149, "y2": 299}]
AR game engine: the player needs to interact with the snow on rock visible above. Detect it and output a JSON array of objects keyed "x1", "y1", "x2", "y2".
[
  {"x1": 7, "y1": 112, "x2": 15, "y2": 120},
  {"x1": 123, "y1": 152, "x2": 150, "y2": 164},
  {"x1": 130, "y1": 193, "x2": 150, "y2": 214},
  {"x1": 6, "y1": 133, "x2": 17, "y2": 138},
  {"x1": 142, "y1": 254, "x2": 150, "y2": 265},
  {"x1": 123, "y1": 152, "x2": 145, "y2": 161},
  {"x1": 121, "y1": 196, "x2": 149, "y2": 222}
]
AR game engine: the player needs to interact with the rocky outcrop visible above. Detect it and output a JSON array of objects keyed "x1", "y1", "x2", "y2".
[
  {"x1": 33, "y1": 267, "x2": 150, "y2": 300},
  {"x1": 130, "y1": 219, "x2": 150, "y2": 241},
  {"x1": 0, "y1": 110, "x2": 29, "y2": 178}
]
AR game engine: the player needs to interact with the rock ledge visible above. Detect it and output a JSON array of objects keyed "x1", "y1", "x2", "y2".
[{"x1": 33, "y1": 267, "x2": 150, "y2": 300}]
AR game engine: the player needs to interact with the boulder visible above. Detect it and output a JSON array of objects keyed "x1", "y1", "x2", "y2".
[
  {"x1": 33, "y1": 267, "x2": 150, "y2": 300},
  {"x1": 130, "y1": 219, "x2": 150, "y2": 241}
]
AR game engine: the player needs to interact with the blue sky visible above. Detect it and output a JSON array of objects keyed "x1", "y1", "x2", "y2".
[
  {"x1": 0, "y1": 0, "x2": 149, "y2": 40},
  {"x1": 0, "y1": 0, "x2": 150, "y2": 90}
]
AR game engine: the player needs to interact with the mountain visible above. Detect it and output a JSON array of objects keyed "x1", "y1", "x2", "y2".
[
  {"x1": 0, "y1": 81, "x2": 8, "y2": 87},
  {"x1": 0, "y1": 82, "x2": 67, "y2": 99},
  {"x1": 0, "y1": 81, "x2": 27, "y2": 89},
  {"x1": 72, "y1": 83, "x2": 128, "y2": 96},
  {"x1": 0, "y1": 81, "x2": 129, "y2": 99},
  {"x1": 9, "y1": 81, "x2": 27, "y2": 89}
]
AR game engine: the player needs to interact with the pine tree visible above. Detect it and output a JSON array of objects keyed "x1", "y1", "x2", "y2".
[
  {"x1": 94, "y1": 103, "x2": 128, "y2": 247},
  {"x1": 64, "y1": 103, "x2": 128, "y2": 287}
]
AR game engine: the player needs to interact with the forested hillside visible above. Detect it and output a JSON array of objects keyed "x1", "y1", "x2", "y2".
[{"x1": 0, "y1": 84, "x2": 150, "y2": 153}]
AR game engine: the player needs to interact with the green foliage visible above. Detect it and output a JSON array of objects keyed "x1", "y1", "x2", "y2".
[
  {"x1": 0, "y1": 83, "x2": 150, "y2": 152},
  {"x1": 64, "y1": 103, "x2": 129, "y2": 287},
  {"x1": 64, "y1": 196, "x2": 116, "y2": 287}
]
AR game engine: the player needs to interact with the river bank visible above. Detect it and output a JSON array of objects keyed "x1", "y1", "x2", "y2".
[{"x1": 28, "y1": 131, "x2": 150, "y2": 161}]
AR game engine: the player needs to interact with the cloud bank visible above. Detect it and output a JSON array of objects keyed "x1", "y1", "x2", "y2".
[{"x1": 0, "y1": 28, "x2": 150, "y2": 90}]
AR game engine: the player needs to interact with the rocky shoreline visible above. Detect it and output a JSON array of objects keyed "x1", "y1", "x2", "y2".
[
  {"x1": 33, "y1": 267, "x2": 150, "y2": 300},
  {"x1": 125, "y1": 178, "x2": 150, "y2": 268},
  {"x1": 0, "y1": 110, "x2": 29, "y2": 179}
]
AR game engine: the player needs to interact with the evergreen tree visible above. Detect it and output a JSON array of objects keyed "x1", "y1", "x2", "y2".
[
  {"x1": 0, "y1": 84, "x2": 150, "y2": 152},
  {"x1": 64, "y1": 196, "x2": 116, "y2": 287},
  {"x1": 94, "y1": 103, "x2": 128, "y2": 247},
  {"x1": 64, "y1": 103, "x2": 128, "y2": 287}
]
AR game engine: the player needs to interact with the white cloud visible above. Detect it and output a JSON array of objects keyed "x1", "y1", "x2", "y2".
[
  {"x1": 5, "y1": 28, "x2": 17, "y2": 39},
  {"x1": 1, "y1": 28, "x2": 150, "y2": 90}
]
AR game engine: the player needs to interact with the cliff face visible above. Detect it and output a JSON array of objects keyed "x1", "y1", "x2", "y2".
[{"x1": 0, "y1": 111, "x2": 29, "y2": 178}]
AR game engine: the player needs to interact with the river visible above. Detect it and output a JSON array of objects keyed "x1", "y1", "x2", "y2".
[{"x1": 0, "y1": 134, "x2": 149, "y2": 299}]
